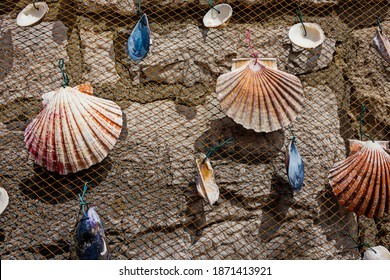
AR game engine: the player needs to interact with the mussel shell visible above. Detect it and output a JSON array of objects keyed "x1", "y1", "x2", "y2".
[
  {"x1": 286, "y1": 138, "x2": 304, "y2": 192},
  {"x1": 70, "y1": 207, "x2": 110, "y2": 260},
  {"x1": 128, "y1": 13, "x2": 150, "y2": 61},
  {"x1": 372, "y1": 28, "x2": 390, "y2": 64},
  {"x1": 196, "y1": 153, "x2": 219, "y2": 205}
]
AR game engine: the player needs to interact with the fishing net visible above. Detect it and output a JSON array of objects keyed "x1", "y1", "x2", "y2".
[{"x1": 0, "y1": 0, "x2": 389, "y2": 260}]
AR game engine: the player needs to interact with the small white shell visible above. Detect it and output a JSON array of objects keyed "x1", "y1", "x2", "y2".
[
  {"x1": 16, "y1": 2, "x2": 49, "y2": 27},
  {"x1": 0, "y1": 187, "x2": 9, "y2": 215},
  {"x1": 362, "y1": 246, "x2": 390, "y2": 260},
  {"x1": 203, "y1": 4, "x2": 233, "y2": 28},
  {"x1": 288, "y1": 22, "x2": 325, "y2": 49},
  {"x1": 196, "y1": 153, "x2": 219, "y2": 205}
]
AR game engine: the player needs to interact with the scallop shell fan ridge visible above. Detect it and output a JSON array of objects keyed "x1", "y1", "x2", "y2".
[
  {"x1": 216, "y1": 59, "x2": 304, "y2": 133},
  {"x1": 24, "y1": 86, "x2": 123, "y2": 175}
]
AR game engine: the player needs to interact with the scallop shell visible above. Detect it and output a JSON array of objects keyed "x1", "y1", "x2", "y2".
[
  {"x1": 232, "y1": 58, "x2": 277, "y2": 71},
  {"x1": 203, "y1": 4, "x2": 233, "y2": 28},
  {"x1": 196, "y1": 153, "x2": 219, "y2": 205},
  {"x1": 24, "y1": 85, "x2": 123, "y2": 175},
  {"x1": 16, "y1": 2, "x2": 49, "y2": 27},
  {"x1": 362, "y1": 245, "x2": 390, "y2": 260},
  {"x1": 288, "y1": 22, "x2": 325, "y2": 49},
  {"x1": 328, "y1": 140, "x2": 390, "y2": 218},
  {"x1": 216, "y1": 58, "x2": 304, "y2": 133},
  {"x1": 0, "y1": 187, "x2": 9, "y2": 215},
  {"x1": 286, "y1": 137, "x2": 304, "y2": 192},
  {"x1": 372, "y1": 28, "x2": 390, "y2": 64}
]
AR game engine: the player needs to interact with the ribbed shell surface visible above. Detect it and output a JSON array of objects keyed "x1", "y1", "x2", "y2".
[
  {"x1": 216, "y1": 59, "x2": 304, "y2": 133},
  {"x1": 24, "y1": 86, "x2": 123, "y2": 175},
  {"x1": 328, "y1": 140, "x2": 390, "y2": 218}
]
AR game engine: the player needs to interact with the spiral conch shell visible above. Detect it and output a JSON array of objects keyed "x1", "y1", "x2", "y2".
[
  {"x1": 24, "y1": 84, "x2": 123, "y2": 175},
  {"x1": 216, "y1": 58, "x2": 304, "y2": 133},
  {"x1": 328, "y1": 140, "x2": 390, "y2": 218},
  {"x1": 196, "y1": 153, "x2": 219, "y2": 205}
]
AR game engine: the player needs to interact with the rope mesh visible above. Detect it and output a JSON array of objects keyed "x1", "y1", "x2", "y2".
[{"x1": 0, "y1": 0, "x2": 389, "y2": 260}]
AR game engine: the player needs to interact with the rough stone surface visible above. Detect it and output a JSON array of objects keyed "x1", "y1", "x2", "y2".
[
  {"x1": 0, "y1": 1, "x2": 388, "y2": 261},
  {"x1": 77, "y1": 0, "x2": 136, "y2": 15},
  {"x1": 346, "y1": 21, "x2": 390, "y2": 138},
  {"x1": 0, "y1": 16, "x2": 68, "y2": 104},
  {"x1": 80, "y1": 29, "x2": 120, "y2": 86},
  {"x1": 125, "y1": 24, "x2": 335, "y2": 87}
]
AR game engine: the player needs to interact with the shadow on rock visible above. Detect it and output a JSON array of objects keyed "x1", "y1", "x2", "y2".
[
  {"x1": 118, "y1": 111, "x2": 128, "y2": 140},
  {"x1": 183, "y1": 182, "x2": 207, "y2": 245},
  {"x1": 194, "y1": 117, "x2": 285, "y2": 165},
  {"x1": 20, "y1": 157, "x2": 112, "y2": 205},
  {"x1": 258, "y1": 175, "x2": 294, "y2": 242},
  {"x1": 315, "y1": 184, "x2": 358, "y2": 254}
]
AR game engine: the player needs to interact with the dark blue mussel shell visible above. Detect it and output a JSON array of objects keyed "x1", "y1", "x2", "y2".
[
  {"x1": 69, "y1": 207, "x2": 110, "y2": 260},
  {"x1": 286, "y1": 138, "x2": 304, "y2": 192},
  {"x1": 128, "y1": 13, "x2": 150, "y2": 61}
]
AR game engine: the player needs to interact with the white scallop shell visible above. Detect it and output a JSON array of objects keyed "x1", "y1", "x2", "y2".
[
  {"x1": 362, "y1": 246, "x2": 390, "y2": 260},
  {"x1": 24, "y1": 85, "x2": 123, "y2": 175},
  {"x1": 203, "y1": 4, "x2": 233, "y2": 28},
  {"x1": 0, "y1": 187, "x2": 9, "y2": 215},
  {"x1": 288, "y1": 22, "x2": 325, "y2": 49},
  {"x1": 16, "y1": 2, "x2": 49, "y2": 27},
  {"x1": 328, "y1": 140, "x2": 390, "y2": 218},
  {"x1": 196, "y1": 153, "x2": 219, "y2": 205},
  {"x1": 216, "y1": 58, "x2": 304, "y2": 133}
]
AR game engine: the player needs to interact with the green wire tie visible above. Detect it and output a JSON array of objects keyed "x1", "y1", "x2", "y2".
[
  {"x1": 376, "y1": 16, "x2": 382, "y2": 33},
  {"x1": 78, "y1": 182, "x2": 89, "y2": 218},
  {"x1": 58, "y1": 58, "x2": 69, "y2": 88},
  {"x1": 33, "y1": 0, "x2": 39, "y2": 10},
  {"x1": 208, "y1": 0, "x2": 220, "y2": 14},
  {"x1": 287, "y1": 125, "x2": 296, "y2": 141},
  {"x1": 137, "y1": 0, "x2": 142, "y2": 17},
  {"x1": 359, "y1": 103, "x2": 374, "y2": 142},
  {"x1": 342, "y1": 232, "x2": 377, "y2": 255},
  {"x1": 296, "y1": 6, "x2": 307, "y2": 37},
  {"x1": 203, "y1": 137, "x2": 234, "y2": 163}
]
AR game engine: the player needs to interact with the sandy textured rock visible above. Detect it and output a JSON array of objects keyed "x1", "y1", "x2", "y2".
[
  {"x1": 126, "y1": 24, "x2": 335, "y2": 87},
  {"x1": 77, "y1": 0, "x2": 136, "y2": 15},
  {"x1": 80, "y1": 29, "x2": 120, "y2": 85},
  {"x1": 345, "y1": 22, "x2": 390, "y2": 135},
  {"x1": 0, "y1": 16, "x2": 68, "y2": 104}
]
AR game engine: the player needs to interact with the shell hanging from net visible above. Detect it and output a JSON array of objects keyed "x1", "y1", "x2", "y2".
[
  {"x1": 196, "y1": 153, "x2": 219, "y2": 205},
  {"x1": 216, "y1": 58, "x2": 304, "y2": 133},
  {"x1": 372, "y1": 27, "x2": 390, "y2": 64},
  {"x1": 24, "y1": 85, "x2": 123, "y2": 175},
  {"x1": 328, "y1": 139, "x2": 390, "y2": 218}
]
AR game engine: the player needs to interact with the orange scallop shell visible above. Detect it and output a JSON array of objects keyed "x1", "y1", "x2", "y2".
[{"x1": 328, "y1": 140, "x2": 390, "y2": 218}]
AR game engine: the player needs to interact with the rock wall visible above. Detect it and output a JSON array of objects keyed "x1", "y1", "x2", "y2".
[{"x1": 0, "y1": 0, "x2": 389, "y2": 260}]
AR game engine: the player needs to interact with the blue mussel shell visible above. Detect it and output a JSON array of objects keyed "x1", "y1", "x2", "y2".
[
  {"x1": 286, "y1": 138, "x2": 304, "y2": 192},
  {"x1": 70, "y1": 207, "x2": 110, "y2": 260},
  {"x1": 128, "y1": 13, "x2": 150, "y2": 61}
]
